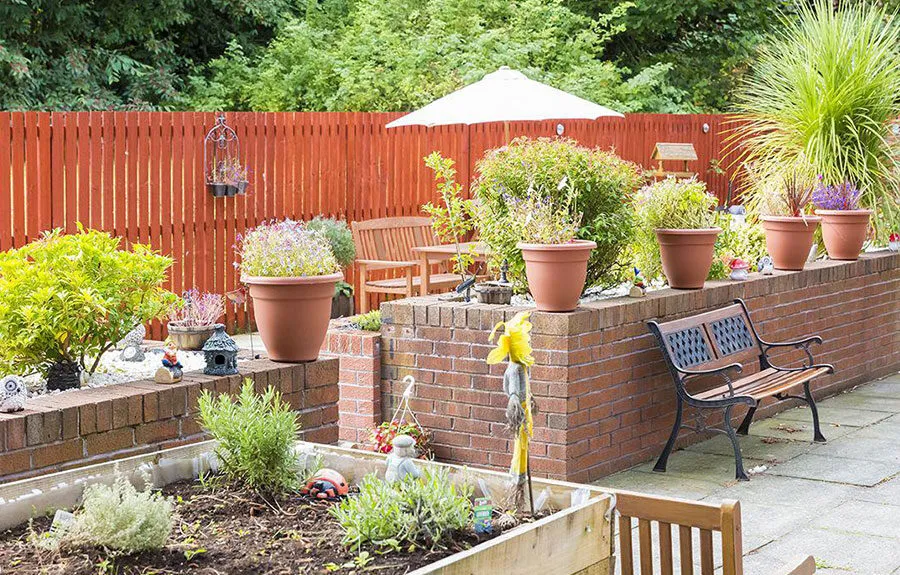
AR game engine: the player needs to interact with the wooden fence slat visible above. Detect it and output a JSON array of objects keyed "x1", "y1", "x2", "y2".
[
  {"x1": 11, "y1": 112, "x2": 26, "y2": 245},
  {"x1": 0, "y1": 112, "x2": 11, "y2": 249}
]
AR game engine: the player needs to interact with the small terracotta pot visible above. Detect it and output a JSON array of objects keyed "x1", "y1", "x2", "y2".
[
  {"x1": 815, "y1": 209, "x2": 872, "y2": 261},
  {"x1": 242, "y1": 273, "x2": 343, "y2": 362},
  {"x1": 761, "y1": 216, "x2": 821, "y2": 271},
  {"x1": 167, "y1": 323, "x2": 217, "y2": 351},
  {"x1": 654, "y1": 228, "x2": 721, "y2": 289},
  {"x1": 517, "y1": 240, "x2": 596, "y2": 312}
]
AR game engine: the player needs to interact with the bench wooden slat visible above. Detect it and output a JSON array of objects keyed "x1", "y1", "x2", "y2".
[
  {"x1": 367, "y1": 273, "x2": 459, "y2": 291},
  {"x1": 694, "y1": 367, "x2": 831, "y2": 402},
  {"x1": 679, "y1": 525, "x2": 694, "y2": 575},
  {"x1": 639, "y1": 519, "x2": 653, "y2": 574},
  {"x1": 620, "y1": 515, "x2": 634, "y2": 575},
  {"x1": 660, "y1": 521, "x2": 674, "y2": 575},
  {"x1": 699, "y1": 529, "x2": 714, "y2": 575}
]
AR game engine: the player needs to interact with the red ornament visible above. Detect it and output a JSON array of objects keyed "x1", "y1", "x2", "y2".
[{"x1": 301, "y1": 468, "x2": 349, "y2": 500}]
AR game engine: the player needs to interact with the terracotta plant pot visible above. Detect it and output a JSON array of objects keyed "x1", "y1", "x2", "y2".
[
  {"x1": 167, "y1": 322, "x2": 217, "y2": 351},
  {"x1": 815, "y1": 209, "x2": 872, "y2": 261},
  {"x1": 654, "y1": 228, "x2": 721, "y2": 289},
  {"x1": 242, "y1": 272, "x2": 343, "y2": 362},
  {"x1": 761, "y1": 216, "x2": 821, "y2": 271},
  {"x1": 517, "y1": 240, "x2": 596, "y2": 312}
]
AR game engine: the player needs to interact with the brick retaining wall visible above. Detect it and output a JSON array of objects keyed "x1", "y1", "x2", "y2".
[
  {"x1": 320, "y1": 328, "x2": 382, "y2": 443},
  {"x1": 0, "y1": 358, "x2": 339, "y2": 484},
  {"x1": 376, "y1": 252, "x2": 898, "y2": 482}
]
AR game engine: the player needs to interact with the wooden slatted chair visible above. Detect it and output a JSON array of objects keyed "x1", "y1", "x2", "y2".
[
  {"x1": 647, "y1": 298, "x2": 834, "y2": 481},
  {"x1": 612, "y1": 489, "x2": 816, "y2": 575},
  {"x1": 351, "y1": 217, "x2": 461, "y2": 313}
]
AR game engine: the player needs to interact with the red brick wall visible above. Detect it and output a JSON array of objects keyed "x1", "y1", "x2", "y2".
[
  {"x1": 0, "y1": 358, "x2": 339, "y2": 484},
  {"x1": 378, "y1": 253, "x2": 899, "y2": 482},
  {"x1": 320, "y1": 328, "x2": 382, "y2": 443}
]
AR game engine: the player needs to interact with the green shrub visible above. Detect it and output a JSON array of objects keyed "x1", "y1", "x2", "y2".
[
  {"x1": 632, "y1": 178, "x2": 719, "y2": 280},
  {"x1": 331, "y1": 468, "x2": 472, "y2": 553},
  {"x1": 0, "y1": 226, "x2": 176, "y2": 377},
  {"x1": 730, "y1": 0, "x2": 900, "y2": 239},
  {"x1": 422, "y1": 153, "x2": 476, "y2": 279},
  {"x1": 473, "y1": 137, "x2": 642, "y2": 291},
  {"x1": 709, "y1": 217, "x2": 769, "y2": 280},
  {"x1": 350, "y1": 310, "x2": 381, "y2": 332},
  {"x1": 59, "y1": 473, "x2": 174, "y2": 554},
  {"x1": 306, "y1": 216, "x2": 356, "y2": 269},
  {"x1": 198, "y1": 380, "x2": 301, "y2": 494}
]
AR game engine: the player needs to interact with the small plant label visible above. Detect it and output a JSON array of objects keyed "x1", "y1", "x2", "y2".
[{"x1": 473, "y1": 497, "x2": 493, "y2": 534}]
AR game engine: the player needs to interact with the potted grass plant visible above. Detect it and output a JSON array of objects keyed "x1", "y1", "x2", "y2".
[
  {"x1": 167, "y1": 290, "x2": 225, "y2": 350},
  {"x1": 635, "y1": 178, "x2": 720, "y2": 289},
  {"x1": 812, "y1": 179, "x2": 872, "y2": 260},
  {"x1": 757, "y1": 171, "x2": 820, "y2": 271},
  {"x1": 237, "y1": 219, "x2": 342, "y2": 362}
]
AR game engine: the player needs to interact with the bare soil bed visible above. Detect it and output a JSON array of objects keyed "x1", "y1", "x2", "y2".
[{"x1": 0, "y1": 478, "x2": 504, "y2": 575}]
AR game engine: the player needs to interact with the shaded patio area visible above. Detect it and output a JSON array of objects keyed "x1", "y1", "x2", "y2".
[{"x1": 597, "y1": 372, "x2": 900, "y2": 574}]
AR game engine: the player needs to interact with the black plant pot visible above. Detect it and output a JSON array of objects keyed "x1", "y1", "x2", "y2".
[
  {"x1": 224, "y1": 185, "x2": 239, "y2": 197},
  {"x1": 46, "y1": 360, "x2": 82, "y2": 392},
  {"x1": 331, "y1": 293, "x2": 355, "y2": 319},
  {"x1": 207, "y1": 182, "x2": 229, "y2": 197},
  {"x1": 235, "y1": 180, "x2": 249, "y2": 195}
]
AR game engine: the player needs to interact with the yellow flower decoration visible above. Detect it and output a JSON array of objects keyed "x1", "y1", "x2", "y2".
[{"x1": 486, "y1": 311, "x2": 534, "y2": 367}]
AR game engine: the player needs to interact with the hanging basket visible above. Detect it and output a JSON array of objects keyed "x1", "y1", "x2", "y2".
[{"x1": 204, "y1": 115, "x2": 249, "y2": 198}]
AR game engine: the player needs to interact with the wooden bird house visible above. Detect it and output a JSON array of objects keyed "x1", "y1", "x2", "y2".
[{"x1": 651, "y1": 142, "x2": 698, "y2": 180}]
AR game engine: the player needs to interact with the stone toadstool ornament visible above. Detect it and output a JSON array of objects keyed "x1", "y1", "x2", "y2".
[
  {"x1": 729, "y1": 258, "x2": 750, "y2": 281},
  {"x1": 0, "y1": 375, "x2": 26, "y2": 413}
]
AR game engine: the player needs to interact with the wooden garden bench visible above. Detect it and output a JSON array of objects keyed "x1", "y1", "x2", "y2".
[
  {"x1": 647, "y1": 298, "x2": 834, "y2": 481},
  {"x1": 351, "y1": 217, "x2": 462, "y2": 313},
  {"x1": 611, "y1": 488, "x2": 816, "y2": 575}
]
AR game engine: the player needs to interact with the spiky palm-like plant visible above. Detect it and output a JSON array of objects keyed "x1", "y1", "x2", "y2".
[{"x1": 729, "y1": 0, "x2": 900, "y2": 238}]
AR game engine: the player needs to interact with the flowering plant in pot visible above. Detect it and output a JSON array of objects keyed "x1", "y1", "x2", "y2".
[
  {"x1": 207, "y1": 158, "x2": 249, "y2": 197},
  {"x1": 237, "y1": 219, "x2": 342, "y2": 362},
  {"x1": 507, "y1": 183, "x2": 595, "y2": 312},
  {"x1": 166, "y1": 290, "x2": 225, "y2": 350},
  {"x1": 756, "y1": 171, "x2": 820, "y2": 270},
  {"x1": 634, "y1": 178, "x2": 720, "y2": 289},
  {"x1": 812, "y1": 179, "x2": 872, "y2": 260}
]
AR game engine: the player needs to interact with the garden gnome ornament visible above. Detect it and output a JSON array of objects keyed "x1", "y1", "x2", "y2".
[
  {"x1": 118, "y1": 324, "x2": 146, "y2": 362},
  {"x1": 629, "y1": 267, "x2": 647, "y2": 298},
  {"x1": 0, "y1": 375, "x2": 26, "y2": 413},
  {"x1": 155, "y1": 339, "x2": 183, "y2": 384},
  {"x1": 487, "y1": 311, "x2": 537, "y2": 514},
  {"x1": 385, "y1": 434, "x2": 421, "y2": 484}
]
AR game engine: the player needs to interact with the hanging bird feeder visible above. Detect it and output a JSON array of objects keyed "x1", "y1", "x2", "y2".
[{"x1": 204, "y1": 115, "x2": 249, "y2": 197}]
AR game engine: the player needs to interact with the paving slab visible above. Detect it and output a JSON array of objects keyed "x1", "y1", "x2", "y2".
[
  {"x1": 631, "y1": 450, "x2": 764, "y2": 484},
  {"x1": 705, "y1": 474, "x2": 861, "y2": 510},
  {"x1": 820, "y1": 392, "x2": 900, "y2": 413},
  {"x1": 847, "y1": 378, "x2": 900, "y2": 396},
  {"x1": 810, "y1": 433, "x2": 900, "y2": 464},
  {"x1": 855, "y1": 475, "x2": 900, "y2": 505},
  {"x1": 766, "y1": 452, "x2": 897, "y2": 486},
  {"x1": 685, "y1": 433, "x2": 813, "y2": 464},
  {"x1": 597, "y1": 468, "x2": 724, "y2": 500},
  {"x1": 772, "y1": 404, "x2": 893, "y2": 427},
  {"x1": 811, "y1": 499, "x2": 900, "y2": 539},
  {"x1": 846, "y1": 420, "x2": 900, "y2": 441},
  {"x1": 756, "y1": 527, "x2": 900, "y2": 574},
  {"x1": 746, "y1": 416, "x2": 857, "y2": 442}
]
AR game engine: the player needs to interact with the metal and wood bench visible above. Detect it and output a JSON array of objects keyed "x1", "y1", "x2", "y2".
[
  {"x1": 612, "y1": 488, "x2": 816, "y2": 575},
  {"x1": 351, "y1": 217, "x2": 463, "y2": 313},
  {"x1": 647, "y1": 298, "x2": 834, "y2": 481}
]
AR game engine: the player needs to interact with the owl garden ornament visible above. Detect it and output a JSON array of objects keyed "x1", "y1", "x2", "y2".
[{"x1": 0, "y1": 375, "x2": 27, "y2": 413}]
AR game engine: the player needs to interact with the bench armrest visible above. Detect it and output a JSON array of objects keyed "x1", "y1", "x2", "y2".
[
  {"x1": 770, "y1": 555, "x2": 816, "y2": 575},
  {"x1": 679, "y1": 362, "x2": 743, "y2": 379},
  {"x1": 357, "y1": 259, "x2": 418, "y2": 271},
  {"x1": 761, "y1": 337, "x2": 834, "y2": 374},
  {"x1": 760, "y1": 335, "x2": 823, "y2": 348}
]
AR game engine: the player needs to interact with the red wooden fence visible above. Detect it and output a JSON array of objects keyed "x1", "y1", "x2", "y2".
[{"x1": 0, "y1": 112, "x2": 737, "y2": 334}]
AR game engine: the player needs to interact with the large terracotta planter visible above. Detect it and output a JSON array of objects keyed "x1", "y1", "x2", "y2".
[
  {"x1": 815, "y1": 209, "x2": 872, "y2": 261},
  {"x1": 654, "y1": 228, "x2": 721, "y2": 289},
  {"x1": 242, "y1": 273, "x2": 343, "y2": 362},
  {"x1": 761, "y1": 216, "x2": 821, "y2": 271},
  {"x1": 517, "y1": 240, "x2": 596, "y2": 312}
]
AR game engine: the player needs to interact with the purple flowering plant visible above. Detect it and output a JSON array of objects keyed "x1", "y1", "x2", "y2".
[
  {"x1": 812, "y1": 177, "x2": 861, "y2": 211},
  {"x1": 236, "y1": 218, "x2": 340, "y2": 277},
  {"x1": 168, "y1": 289, "x2": 225, "y2": 328}
]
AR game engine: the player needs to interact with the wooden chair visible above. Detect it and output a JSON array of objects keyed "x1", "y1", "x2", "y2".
[
  {"x1": 611, "y1": 489, "x2": 816, "y2": 575},
  {"x1": 351, "y1": 217, "x2": 461, "y2": 313},
  {"x1": 647, "y1": 298, "x2": 834, "y2": 481}
]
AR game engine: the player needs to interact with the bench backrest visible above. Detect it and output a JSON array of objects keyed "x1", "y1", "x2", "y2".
[
  {"x1": 648, "y1": 301, "x2": 763, "y2": 375},
  {"x1": 351, "y1": 217, "x2": 441, "y2": 262}
]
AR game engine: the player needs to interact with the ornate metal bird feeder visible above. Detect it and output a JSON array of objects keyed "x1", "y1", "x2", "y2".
[{"x1": 204, "y1": 115, "x2": 249, "y2": 198}]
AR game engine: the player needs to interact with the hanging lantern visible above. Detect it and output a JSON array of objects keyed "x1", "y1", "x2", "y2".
[{"x1": 204, "y1": 115, "x2": 249, "y2": 198}]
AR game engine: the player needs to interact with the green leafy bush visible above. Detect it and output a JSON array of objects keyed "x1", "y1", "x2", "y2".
[
  {"x1": 506, "y1": 186, "x2": 581, "y2": 245},
  {"x1": 306, "y1": 216, "x2": 356, "y2": 269},
  {"x1": 198, "y1": 380, "x2": 301, "y2": 494},
  {"x1": 709, "y1": 217, "x2": 769, "y2": 280},
  {"x1": 350, "y1": 310, "x2": 382, "y2": 332},
  {"x1": 731, "y1": 0, "x2": 900, "y2": 238},
  {"x1": 58, "y1": 473, "x2": 174, "y2": 554},
  {"x1": 331, "y1": 468, "x2": 472, "y2": 553},
  {"x1": 0, "y1": 226, "x2": 176, "y2": 377},
  {"x1": 473, "y1": 137, "x2": 642, "y2": 291},
  {"x1": 422, "y1": 153, "x2": 476, "y2": 280},
  {"x1": 237, "y1": 219, "x2": 340, "y2": 277}
]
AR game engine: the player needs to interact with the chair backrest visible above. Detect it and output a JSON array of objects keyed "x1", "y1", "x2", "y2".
[
  {"x1": 648, "y1": 302, "x2": 763, "y2": 375},
  {"x1": 351, "y1": 217, "x2": 440, "y2": 262},
  {"x1": 613, "y1": 489, "x2": 744, "y2": 575}
]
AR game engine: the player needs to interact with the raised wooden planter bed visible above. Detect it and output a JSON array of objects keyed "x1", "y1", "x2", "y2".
[{"x1": 0, "y1": 441, "x2": 613, "y2": 575}]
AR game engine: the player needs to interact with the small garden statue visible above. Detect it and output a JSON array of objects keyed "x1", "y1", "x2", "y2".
[
  {"x1": 0, "y1": 375, "x2": 26, "y2": 413},
  {"x1": 758, "y1": 255, "x2": 774, "y2": 275},
  {"x1": 487, "y1": 311, "x2": 537, "y2": 514},
  {"x1": 155, "y1": 339, "x2": 183, "y2": 384},
  {"x1": 202, "y1": 325, "x2": 239, "y2": 376},
  {"x1": 629, "y1": 267, "x2": 647, "y2": 298},
  {"x1": 729, "y1": 258, "x2": 750, "y2": 281},
  {"x1": 385, "y1": 434, "x2": 421, "y2": 483},
  {"x1": 302, "y1": 469, "x2": 349, "y2": 500},
  {"x1": 118, "y1": 324, "x2": 146, "y2": 362},
  {"x1": 890, "y1": 233, "x2": 899, "y2": 252}
]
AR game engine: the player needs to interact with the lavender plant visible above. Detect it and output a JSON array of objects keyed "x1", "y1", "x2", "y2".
[
  {"x1": 208, "y1": 157, "x2": 249, "y2": 185},
  {"x1": 168, "y1": 290, "x2": 225, "y2": 328},
  {"x1": 237, "y1": 219, "x2": 340, "y2": 278},
  {"x1": 812, "y1": 179, "x2": 862, "y2": 211}
]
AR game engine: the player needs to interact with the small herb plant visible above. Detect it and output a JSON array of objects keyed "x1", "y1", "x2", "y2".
[
  {"x1": 370, "y1": 419, "x2": 432, "y2": 458},
  {"x1": 198, "y1": 380, "x2": 301, "y2": 494},
  {"x1": 635, "y1": 178, "x2": 718, "y2": 230},
  {"x1": 422, "y1": 152, "x2": 476, "y2": 282},
  {"x1": 330, "y1": 468, "x2": 472, "y2": 553},
  {"x1": 350, "y1": 310, "x2": 382, "y2": 332},
  {"x1": 168, "y1": 290, "x2": 225, "y2": 328},
  {"x1": 506, "y1": 183, "x2": 581, "y2": 244},
  {"x1": 208, "y1": 157, "x2": 249, "y2": 185},
  {"x1": 812, "y1": 179, "x2": 862, "y2": 211},
  {"x1": 755, "y1": 169, "x2": 816, "y2": 217},
  {"x1": 0, "y1": 226, "x2": 176, "y2": 377},
  {"x1": 48, "y1": 472, "x2": 174, "y2": 554},
  {"x1": 237, "y1": 219, "x2": 340, "y2": 278}
]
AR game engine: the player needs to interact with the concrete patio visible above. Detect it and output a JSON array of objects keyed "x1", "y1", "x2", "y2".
[{"x1": 596, "y1": 372, "x2": 900, "y2": 575}]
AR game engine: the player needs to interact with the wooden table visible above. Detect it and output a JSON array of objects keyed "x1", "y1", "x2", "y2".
[{"x1": 410, "y1": 242, "x2": 489, "y2": 296}]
